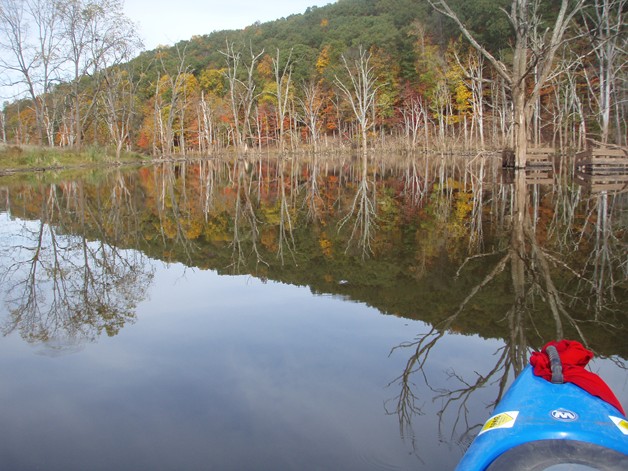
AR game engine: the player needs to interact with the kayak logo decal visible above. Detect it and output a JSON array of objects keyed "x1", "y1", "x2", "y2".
[
  {"x1": 550, "y1": 409, "x2": 578, "y2": 421},
  {"x1": 478, "y1": 411, "x2": 519, "y2": 435},
  {"x1": 610, "y1": 416, "x2": 628, "y2": 435}
]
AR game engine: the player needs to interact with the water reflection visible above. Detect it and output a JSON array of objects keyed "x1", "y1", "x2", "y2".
[
  {"x1": 0, "y1": 154, "x2": 626, "y2": 468},
  {"x1": 388, "y1": 164, "x2": 627, "y2": 450},
  {"x1": 338, "y1": 153, "x2": 377, "y2": 258},
  {"x1": 1, "y1": 155, "x2": 626, "y2": 352},
  {"x1": 0, "y1": 176, "x2": 154, "y2": 351}
]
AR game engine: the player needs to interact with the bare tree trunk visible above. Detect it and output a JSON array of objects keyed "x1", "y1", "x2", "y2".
[
  {"x1": 580, "y1": 0, "x2": 626, "y2": 144},
  {"x1": 220, "y1": 41, "x2": 264, "y2": 153},
  {"x1": 272, "y1": 48, "x2": 293, "y2": 153},
  {"x1": 0, "y1": 0, "x2": 61, "y2": 146},
  {"x1": 100, "y1": 66, "x2": 141, "y2": 162},
  {"x1": 297, "y1": 81, "x2": 324, "y2": 153},
  {"x1": 335, "y1": 46, "x2": 380, "y2": 155},
  {"x1": 430, "y1": 0, "x2": 585, "y2": 168},
  {"x1": 0, "y1": 108, "x2": 6, "y2": 143},
  {"x1": 198, "y1": 91, "x2": 214, "y2": 154},
  {"x1": 154, "y1": 45, "x2": 190, "y2": 156}
]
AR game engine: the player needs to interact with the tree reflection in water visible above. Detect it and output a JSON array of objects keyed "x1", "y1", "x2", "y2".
[
  {"x1": 338, "y1": 152, "x2": 377, "y2": 258},
  {"x1": 0, "y1": 176, "x2": 154, "y2": 352},
  {"x1": 229, "y1": 157, "x2": 267, "y2": 271},
  {"x1": 389, "y1": 161, "x2": 627, "y2": 452},
  {"x1": 0, "y1": 154, "x2": 625, "y2": 444}
]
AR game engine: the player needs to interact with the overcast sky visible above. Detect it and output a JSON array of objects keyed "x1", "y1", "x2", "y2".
[{"x1": 124, "y1": 0, "x2": 335, "y2": 50}]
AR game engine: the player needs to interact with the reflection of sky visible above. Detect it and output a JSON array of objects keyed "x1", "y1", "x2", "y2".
[
  {"x1": 0, "y1": 257, "x2": 486, "y2": 470},
  {"x1": 0, "y1": 213, "x2": 31, "y2": 244},
  {"x1": 1, "y1": 242, "x2": 627, "y2": 469}
]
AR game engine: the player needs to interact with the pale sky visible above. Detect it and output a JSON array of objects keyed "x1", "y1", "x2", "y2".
[{"x1": 124, "y1": 0, "x2": 335, "y2": 51}]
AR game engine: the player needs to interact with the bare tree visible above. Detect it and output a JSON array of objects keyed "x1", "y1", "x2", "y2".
[
  {"x1": 99, "y1": 65, "x2": 141, "y2": 161},
  {"x1": 0, "y1": 106, "x2": 6, "y2": 143},
  {"x1": 453, "y1": 48, "x2": 487, "y2": 149},
  {"x1": 197, "y1": 90, "x2": 216, "y2": 154},
  {"x1": 400, "y1": 95, "x2": 429, "y2": 150},
  {"x1": 272, "y1": 48, "x2": 293, "y2": 152},
  {"x1": 275, "y1": 159, "x2": 297, "y2": 264},
  {"x1": 335, "y1": 46, "x2": 380, "y2": 154},
  {"x1": 229, "y1": 158, "x2": 267, "y2": 272},
  {"x1": 220, "y1": 40, "x2": 264, "y2": 152},
  {"x1": 296, "y1": 80, "x2": 325, "y2": 153},
  {"x1": 387, "y1": 162, "x2": 606, "y2": 446},
  {"x1": 1, "y1": 184, "x2": 152, "y2": 348},
  {"x1": 580, "y1": 0, "x2": 627, "y2": 145},
  {"x1": 338, "y1": 154, "x2": 377, "y2": 258},
  {"x1": 153, "y1": 45, "x2": 191, "y2": 156},
  {"x1": 57, "y1": 0, "x2": 140, "y2": 148},
  {"x1": 429, "y1": 0, "x2": 586, "y2": 167},
  {"x1": 0, "y1": 0, "x2": 62, "y2": 145},
  {"x1": 301, "y1": 154, "x2": 324, "y2": 221}
]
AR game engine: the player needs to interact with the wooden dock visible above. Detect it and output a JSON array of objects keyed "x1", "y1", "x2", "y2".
[
  {"x1": 575, "y1": 146, "x2": 628, "y2": 171},
  {"x1": 502, "y1": 147, "x2": 554, "y2": 168},
  {"x1": 500, "y1": 169, "x2": 554, "y2": 185},
  {"x1": 575, "y1": 172, "x2": 628, "y2": 194},
  {"x1": 525, "y1": 169, "x2": 554, "y2": 185},
  {"x1": 526, "y1": 147, "x2": 554, "y2": 167}
]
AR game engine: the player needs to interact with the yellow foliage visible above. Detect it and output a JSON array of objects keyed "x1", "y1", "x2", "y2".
[
  {"x1": 160, "y1": 218, "x2": 177, "y2": 239},
  {"x1": 319, "y1": 234, "x2": 333, "y2": 257},
  {"x1": 263, "y1": 204, "x2": 282, "y2": 225},
  {"x1": 316, "y1": 45, "x2": 331, "y2": 75},
  {"x1": 258, "y1": 81, "x2": 276, "y2": 106},
  {"x1": 204, "y1": 215, "x2": 230, "y2": 242},
  {"x1": 199, "y1": 68, "x2": 226, "y2": 96},
  {"x1": 455, "y1": 192, "x2": 473, "y2": 220},
  {"x1": 257, "y1": 54, "x2": 273, "y2": 80},
  {"x1": 184, "y1": 219, "x2": 202, "y2": 239},
  {"x1": 454, "y1": 82, "x2": 472, "y2": 115}
]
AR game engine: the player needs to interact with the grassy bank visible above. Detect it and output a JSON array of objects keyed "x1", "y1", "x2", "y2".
[{"x1": 0, "y1": 144, "x2": 149, "y2": 175}]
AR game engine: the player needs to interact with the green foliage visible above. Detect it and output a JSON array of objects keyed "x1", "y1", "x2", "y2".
[
  {"x1": 445, "y1": 0, "x2": 512, "y2": 50},
  {"x1": 127, "y1": 0, "x2": 475, "y2": 95}
]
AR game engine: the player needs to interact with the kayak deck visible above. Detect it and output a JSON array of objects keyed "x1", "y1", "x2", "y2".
[{"x1": 456, "y1": 365, "x2": 628, "y2": 470}]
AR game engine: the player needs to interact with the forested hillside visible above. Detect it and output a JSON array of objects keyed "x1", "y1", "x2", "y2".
[{"x1": 1, "y1": 0, "x2": 625, "y2": 159}]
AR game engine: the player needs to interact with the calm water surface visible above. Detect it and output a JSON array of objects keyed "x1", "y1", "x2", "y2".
[{"x1": 0, "y1": 155, "x2": 626, "y2": 470}]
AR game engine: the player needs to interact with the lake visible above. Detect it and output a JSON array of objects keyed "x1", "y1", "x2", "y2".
[{"x1": 0, "y1": 154, "x2": 626, "y2": 470}]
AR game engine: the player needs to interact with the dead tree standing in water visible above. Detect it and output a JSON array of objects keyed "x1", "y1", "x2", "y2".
[{"x1": 430, "y1": 0, "x2": 585, "y2": 168}]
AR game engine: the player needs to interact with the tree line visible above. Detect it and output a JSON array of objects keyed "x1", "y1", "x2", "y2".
[{"x1": 0, "y1": 0, "x2": 625, "y2": 165}]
